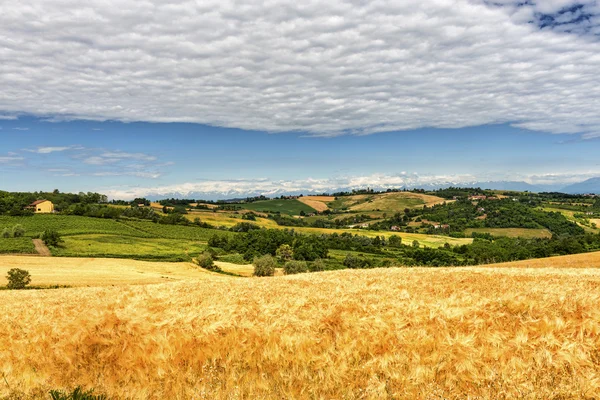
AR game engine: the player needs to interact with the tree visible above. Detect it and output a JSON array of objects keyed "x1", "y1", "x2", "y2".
[
  {"x1": 309, "y1": 258, "x2": 326, "y2": 272},
  {"x1": 412, "y1": 240, "x2": 420, "y2": 248},
  {"x1": 12, "y1": 224, "x2": 25, "y2": 238},
  {"x1": 276, "y1": 244, "x2": 294, "y2": 262},
  {"x1": 6, "y1": 268, "x2": 31, "y2": 289},
  {"x1": 1, "y1": 228, "x2": 10, "y2": 238},
  {"x1": 388, "y1": 235, "x2": 402, "y2": 247},
  {"x1": 42, "y1": 230, "x2": 63, "y2": 247},
  {"x1": 196, "y1": 252, "x2": 220, "y2": 271},
  {"x1": 253, "y1": 255, "x2": 276, "y2": 277}
]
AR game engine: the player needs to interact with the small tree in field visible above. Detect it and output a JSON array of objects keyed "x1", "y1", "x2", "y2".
[
  {"x1": 42, "y1": 230, "x2": 63, "y2": 247},
  {"x1": 196, "y1": 251, "x2": 221, "y2": 271},
  {"x1": 276, "y1": 244, "x2": 294, "y2": 262},
  {"x1": 253, "y1": 255, "x2": 276, "y2": 277},
  {"x1": 6, "y1": 268, "x2": 31, "y2": 289},
  {"x1": 1, "y1": 228, "x2": 10, "y2": 238}
]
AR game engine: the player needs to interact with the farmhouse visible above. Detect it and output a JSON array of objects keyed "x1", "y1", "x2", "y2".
[
  {"x1": 26, "y1": 199, "x2": 54, "y2": 213},
  {"x1": 468, "y1": 195, "x2": 487, "y2": 201}
]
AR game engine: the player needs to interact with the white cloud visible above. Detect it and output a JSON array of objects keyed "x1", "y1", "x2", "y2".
[
  {"x1": 25, "y1": 145, "x2": 82, "y2": 154},
  {"x1": 1, "y1": 1, "x2": 600, "y2": 137},
  {"x1": 103, "y1": 170, "x2": 600, "y2": 199},
  {"x1": 0, "y1": 156, "x2": 24, "y2": 164}
]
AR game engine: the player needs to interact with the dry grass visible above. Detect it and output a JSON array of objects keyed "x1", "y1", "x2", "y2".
[
  {"x1": 2, "y1": 266, "x2": 600, "y2": 399},
  {"x1": 350, "y1": 192, "x2": 447, "y2": 213},
  {"x1": 465, "y1": 227, "x2": 553, "y2": 239},
  {"x1": 297, "y1": 196, "x2": 331, "y2": 212},
  {"x1": 481, "y1": 250, "x2": 600, "y2": 269},
  {"x1": 0, "y1": 256, "x2": 216, "y2": 287},
  {"x1": 214, "y1": 261, "x2": 283, "y2": 277}
]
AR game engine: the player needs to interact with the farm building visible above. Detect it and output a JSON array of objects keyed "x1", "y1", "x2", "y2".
[{"x1": 26, "y1": 199, "x2": 54, "y2": 213}]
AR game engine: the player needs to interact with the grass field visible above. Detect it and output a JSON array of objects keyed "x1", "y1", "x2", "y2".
[
  {"x1": 51, "y1": 235, "x2": 208, "y2": 261},
  {"x1": 2, "y1": 265, "x2": 600, "y2": 398},
  {"x1": 0, "y1": 255, "x2": 215, "y2": 286},
  {"x1": 0, "y1": 237, "x2": 36, "y2": 254},
  {"x1": 465, "y1": 227, "x2": 553, "y2": 239},
  {"x1": 292, "y1": 226, "x2": 473, "y2": 247},
  {"x1": 239, "y1": 199, "x2": 317, "y2": 215},
  {"x1": 183, "y1": 210, "x2": 280, "y2": 228},
  {"x1": 327, "y1": 192, "x2": 448, "y2": 217},
  {"x1": 0, "y1": 215, "x2": 150, "y2": 237}
]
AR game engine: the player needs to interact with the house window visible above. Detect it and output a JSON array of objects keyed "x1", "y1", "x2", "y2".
[{"x1": 38, "y1": 208, "x2": 41, "y2": 211}]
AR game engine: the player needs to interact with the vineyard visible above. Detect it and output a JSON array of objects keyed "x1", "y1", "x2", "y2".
[{"x1": 0, "y1": 237, "x2": 36, "y2": 254}]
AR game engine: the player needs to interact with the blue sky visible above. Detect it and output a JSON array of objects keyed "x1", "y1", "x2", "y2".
[
  {"x1": 2, "y1": 116, "x2": 599, "y2": 198},
  {"x1": 1, "y1": 1, "x2": 600, "y2": 198}
]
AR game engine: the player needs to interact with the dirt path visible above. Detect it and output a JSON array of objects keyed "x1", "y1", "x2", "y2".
[{"x1": 32, "y1": 239, "x2": 51, "y2": 256}]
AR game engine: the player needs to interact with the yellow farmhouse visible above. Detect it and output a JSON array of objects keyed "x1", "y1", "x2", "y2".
[{"x1": 27, "y1": 199, "x2": 55, "y2": 214}]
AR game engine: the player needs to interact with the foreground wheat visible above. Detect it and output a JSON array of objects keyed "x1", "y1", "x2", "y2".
[{"x1": 1, "y1": 267, "x2": 600, "y2": 399}]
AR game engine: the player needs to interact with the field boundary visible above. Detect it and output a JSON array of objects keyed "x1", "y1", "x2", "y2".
[{"x1": 32, "y1": 239, "x2": 51, "y2": 256}]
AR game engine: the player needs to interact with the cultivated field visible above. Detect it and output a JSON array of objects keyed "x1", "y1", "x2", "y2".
[
  {"x1": 2, "y1": 265, "x2": 600, "y2": 398},
  {"x1": 297, "y1": 196, "x2": 334, "y2": 211},
  {"x1": 465, "y1": 227, "x2": 553, "y2": 239},
  {"x1": 0, "y1": 256, "x2": 213, "y2": 286},
  {"x1": 293, "y1": 226, "x2": 473, "y2": 247},
  {"x1": 328, "y1": 192, "x2": 448, "y2": 216},
  {"x1": 481, "y1": 249, "x2": 600, "y2": 269},
  {"x1": 0, "y1": 237, "x2": 36, "y2": 254},
  {"x1": 238, "y1": 199, "x2": 317, "y2": 215}
]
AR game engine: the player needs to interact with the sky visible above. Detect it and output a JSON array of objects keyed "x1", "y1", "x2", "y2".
[{"x1": 1, "y1": 0, "x2": 600, "y2": 199}]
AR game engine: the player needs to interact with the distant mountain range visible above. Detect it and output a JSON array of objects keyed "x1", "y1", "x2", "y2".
[{"x1": 143, "y1": 177, "x2": 600, "y2": 201}]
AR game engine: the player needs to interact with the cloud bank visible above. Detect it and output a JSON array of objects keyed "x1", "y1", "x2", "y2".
[
  {"x1": 1, "y1": 0, "x2": 600, "y2": 137},
  {"x1": 103, "y1": 170, "x2": 600, "y2": 200}
]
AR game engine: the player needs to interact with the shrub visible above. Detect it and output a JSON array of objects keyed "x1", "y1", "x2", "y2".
[
  {"x1": 283, "y1": 260, "x2": 308, "y2": 275},
  {"x1": 50, "y1": 386, "x2": 107, "y2": 400},
  {"x1": 42, "y1": 229, "x2": 63, "y2": 247},
  {"x1": 343, "y1": 254, "x2": 372, "y2": 269},
  {"x1": 6, "y1": 268, "x2": 31, "y2": 290},
  {"x1": 1, "y1": 228, "x2": 10, "y2": 238},
  {"x1": 309, "y1": 258, "x2": 326, "y2": 272},
  {"x1": 196, "y1": 252, "x2": 221, "y2": 271},
  {"x1": 12, "y1": 224, "x2": 25, "y2": 238},
  {"x1": 253, "y1": 254, "x2": 276, "y2": 277}
]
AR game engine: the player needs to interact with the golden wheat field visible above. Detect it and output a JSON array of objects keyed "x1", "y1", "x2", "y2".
[
  {"x1": 0, "y1": 256, "x2": 212, "y2": 286},
  {"x1": 2, "y1": 263, "x2": 600, "y2": 399}
]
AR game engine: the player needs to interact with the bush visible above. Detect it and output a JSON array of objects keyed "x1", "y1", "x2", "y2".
[
  {"x1": 42, "y1": 229, "x2": 63, "y2": 247},
  {"x1": 1, "y1": 228, "x2": 10, "y2": 238},
  {"x1": 276, "y1": 244, "x2": 294, "y2": 262},
  {"x1": 253, "y1": 254, "x2": 276, "y2": 277},
  {"x1": 12, "y1": 224, "x2": 25, "y2": 238},
  {"x1": 283, "y1": 260, "x2": 308, "y2": 275},
  {"x1": 6, "y1": 268, "x2": 31, "y2": 289},
  {"x1": 309, "y1": 258, "x2": 326, "y2": 272},
  {"x1": 50, "y1": 386, "x2": 107, "y2": 400},
  {"x1": 196, "y1": 252, "x2": 220, "y2": 271}
]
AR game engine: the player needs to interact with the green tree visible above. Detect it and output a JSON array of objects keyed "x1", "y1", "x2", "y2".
[
  {"x1": 276, "y1": 244, "x2": 294, "y2": 262},
  {"x1": 196, "y1": 252, "x2": 220, "y2": 271},
  {"x1": 42, "y1": 230, "x2": 63, "y2": 247},
  {"x1": 388, "y1": 235, "x2": 402, "y2": 247},
  {"x1": 1, "y1": 228, "x2": 10, "y2": 238},
  {"x1": 412, "y1": 240, "x2": 420, "y2": 248},
  {"x1": 253, "y1": 255, "x2": 276, "y2": 277},
  {"x1": 6, "y1": 268, "x2": 31, "y2": 289}
]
